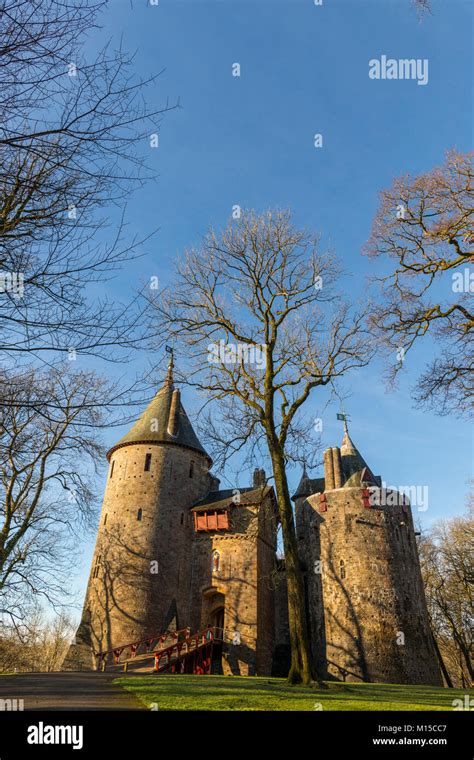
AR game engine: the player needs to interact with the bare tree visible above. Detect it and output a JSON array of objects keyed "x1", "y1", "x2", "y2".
[
  {"x1": 0, "y1": 0, "x2": 176, "y2": 365},
  {"x1": 412, "y1": 0, "x2": 432, "y2": 19},
  {"x1": 150, "y1": 209, "x2": 373, "y2": 684},
  {"x1": 365, "y1": 150, "x2": 473, "y2": 416},
  {"x1": 0, "y1": 365, "x2": 109, "y2": 628},
  {"x1": 0, "y1": 608, "x2": 74, "y2": 673},
  {"x1": 419, "y1": 504, "x2": 473, "y2": 687},
  {"x1": 0, "y1": 1, "x2": 182, "y2": 636}
]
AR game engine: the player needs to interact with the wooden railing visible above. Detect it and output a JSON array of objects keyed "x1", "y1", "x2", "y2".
[
  {"x1": 153, "y1": 626, "x2": 223, "y2": 675},
  {"x1": 94, "y1": 626, "x2": 192, "y2": 670}
]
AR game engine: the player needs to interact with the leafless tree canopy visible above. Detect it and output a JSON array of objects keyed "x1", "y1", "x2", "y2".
[
  {"x1": 0, "y1": 609, "x2": 74, "y2": 672},
  {"x1": 151, "y1": 209, "x2": 373, "y2": 684},
  {"x1": 412, "y1": 0, "x2": 432, "y2": 18},
  {"x1": 0, "y1": 0, "x2": 175, "y2": 364},
  {"x1": 0, "y1": 366, "x2": 108, "y2": 627},
  {"x1": 0, "y1": 2, "x2": 177, "y2": 631},
  {"x1": 155, "y1": 210, "x2": 372, "y2": 463},
  {"x1": 365, "y1": 150, "x2": 473, "y2": 416},
  {"x1": 419, "y1": 502, "x2": 473, "y2": 687}
]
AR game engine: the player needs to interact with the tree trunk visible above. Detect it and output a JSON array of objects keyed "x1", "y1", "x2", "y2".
[
  {"x1": 449, "y1": 623, "x2": 474, "y2": 683},
  {"x1": 459, "y1": 641, "x2": 473, "y2": 683},
  {"x1": 270, "y1": 446, "x2": 318, "y2": 685},
  {"x1": 430, "y1": 631, "x2": 453, "y2": 688}
]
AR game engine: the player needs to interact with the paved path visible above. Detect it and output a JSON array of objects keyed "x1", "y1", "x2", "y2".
[{"x1": 0, "y1": 672, "x2": 146, "y2": 710}]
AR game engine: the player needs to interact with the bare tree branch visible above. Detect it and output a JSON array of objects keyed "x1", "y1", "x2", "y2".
[
  {"x1": 148, "y1": 209, "x2": 373, "y2": 685},
  {"x1": 365, "y1": 149, "x2": 473, "y2": 416}
]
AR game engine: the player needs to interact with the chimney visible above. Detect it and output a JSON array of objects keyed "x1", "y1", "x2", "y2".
[
  {"x1": 323, "y1": 448, "x2": 335, "y2": 490},
  {"x1": 209, "y1": 474, "x2": 221, "y2": 492},
  {"x1": 167, "y1": 389, "x2": 180, "y2": 437},
  {"x1": 331, "y1": 447, "x2": 343, "y2": 488},
  {"x1": 253, "y1": 468, "x2": 266, "y2": 488}
]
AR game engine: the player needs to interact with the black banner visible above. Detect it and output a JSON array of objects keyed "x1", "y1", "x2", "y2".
[{"x1": 0, "y1": 710, "x2": 471, "y2": 758}]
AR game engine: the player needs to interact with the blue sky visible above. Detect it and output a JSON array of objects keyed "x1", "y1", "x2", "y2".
[{"x1": 69, "y1": 0, "x2": 472, "y2": 609}]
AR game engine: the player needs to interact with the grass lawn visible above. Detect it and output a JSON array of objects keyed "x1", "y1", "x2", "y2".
[{"x1": 114, "y1": 674, "x2": 473, "y2": 711}]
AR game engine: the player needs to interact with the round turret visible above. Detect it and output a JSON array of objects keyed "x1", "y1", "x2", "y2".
[{"x1": 62, "y1": 359, "x2": 212, "y2": 669}]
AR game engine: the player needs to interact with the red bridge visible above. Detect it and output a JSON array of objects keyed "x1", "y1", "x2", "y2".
[{"x1": 95, "y1": 626, "x2": 224, "y2": 675}]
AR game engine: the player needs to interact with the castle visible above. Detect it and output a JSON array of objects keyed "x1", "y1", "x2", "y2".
[{"x1": 63, "y1": 359, "x2": 442, "y2": 685}]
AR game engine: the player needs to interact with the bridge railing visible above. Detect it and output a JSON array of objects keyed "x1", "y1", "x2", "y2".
[
  {"x1": 94, "y1": 626, "x2": 192, "y2": 669},
  {"x1": 153, "y1": 626, "x2": 223, "y2": 674}
]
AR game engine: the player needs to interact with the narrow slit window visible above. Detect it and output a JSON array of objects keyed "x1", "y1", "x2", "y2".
[
  {"x1": 137, "y1": 508, "x2": 142, "y2": 521},
  {"x1": 93, "y1": 556, "x2": 101, "y2": 579},
  {"x1": 103, "y1": 513, "x2": 107, "y2": 526},
  {"x1": 110, "y1": 461, "x2": 115, "y2": 478},
  {"x1": 180, "y1": 512, "x2": 184, "y2": 525},
  {"x1": 144, "y1": 453, "x2": 152, "y2": 472},
  {"x1": 189, "y1": 461, "x2": 194, "y2": 478},
  {"x1": 339, "y1": 559, "x2": 346, "y2": 579}
]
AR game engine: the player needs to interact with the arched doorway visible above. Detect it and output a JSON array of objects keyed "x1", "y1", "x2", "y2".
[
  {"x1": 211, "y1": 606, "x2": 225, "y2": 638},
  {"x1": 201, "y1": 588, "x2": 225, "y2": 674},
  {"x1": 201, "y1": 588, "x2": 225, "y2": 635}
]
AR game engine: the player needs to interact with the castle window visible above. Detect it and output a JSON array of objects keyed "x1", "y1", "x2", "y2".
[
  {"x1": 103, "y1": 514, "x2": 107, "y2": 526},
  {"x1": 339, "y1": 559, "x2": 346, "y2": 579},
  {"x1": 180, "y1": 512, "x2": 184, "y2": 525},
  {"x1": 137, "y1": 508, "x2": 143, "y2": 521},
  {"x1": 144, "y1": 453, "x2": 152, "y2": 472},
  {"x1": 189, "y1": 461, "x2": 194, "y2": 478},
  {"x1": 93, "y1": 556, "x2": 101, "y2": 578},
  {"x1": 110, "y1": 461, "x2": 115, "y2": 478},
  {"x1": 193, "y1": 509, "x2": 229, "y2": 532}
]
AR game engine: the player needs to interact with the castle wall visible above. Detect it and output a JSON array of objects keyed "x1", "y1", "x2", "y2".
[
  {"x1": 189, "y1": 497, "x2": 277, "y2": 676},
  {"x1": 63, "y1": 402, "x2": 441, "y2": 686},
  {"x1": 62, "y1": 443, "x2": 209, "y2": 670},
  {"x1": 305, "y1": 487, "x2": 442, "y2": 686},
  {"x1": 295, "y1": 496, "x2": 327, "y2": 676},
  {"x1": 271, "y1": 567, "x2": 291, "y2": 677},
  {"x1": 256, "y1": 495, "x2": 277, "y2": 675}
]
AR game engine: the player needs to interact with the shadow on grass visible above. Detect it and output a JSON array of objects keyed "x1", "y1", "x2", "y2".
[{"x1": 114, "y1": 675, "x2": 474, "y2": 711}]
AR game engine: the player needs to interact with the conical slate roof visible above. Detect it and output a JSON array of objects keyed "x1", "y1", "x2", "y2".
[
  {"x1": 107, "y1": 360, "x2": 211, "y2": 462},
  {"x1": 340, "y1": 423, "x2": 376, "y2": 487},
  {"x1": 292, "y1": 464, "x2": 325, "y2": 500},
  {"x1": 293, "y1": 464, "x2": 310, "y2": 497}
]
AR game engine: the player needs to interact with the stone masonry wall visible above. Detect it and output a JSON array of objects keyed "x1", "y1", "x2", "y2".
[
  {"x1": 189, "y1": 496, "x2": 277, "y2": 676},
  {"x1": 295, "y1": 495, "x2": 327, "y2": 676},
  {"x1": 62, "y1": 443, "x2": 209, "y2": 670},
  {"x1": 256, "y1": 495, "x2": 278, "y2": 675},
  {"x1": 305, "y1": 487, "x2": 442, "y2": 686}
]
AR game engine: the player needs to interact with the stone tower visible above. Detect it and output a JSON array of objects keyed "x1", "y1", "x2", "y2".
[
  {"x1": 294, "y1": 424, "x2": 442, "y2": 686},
  {"x1": 62, "y1": 357, "x2": 212, "y2": 670}
]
